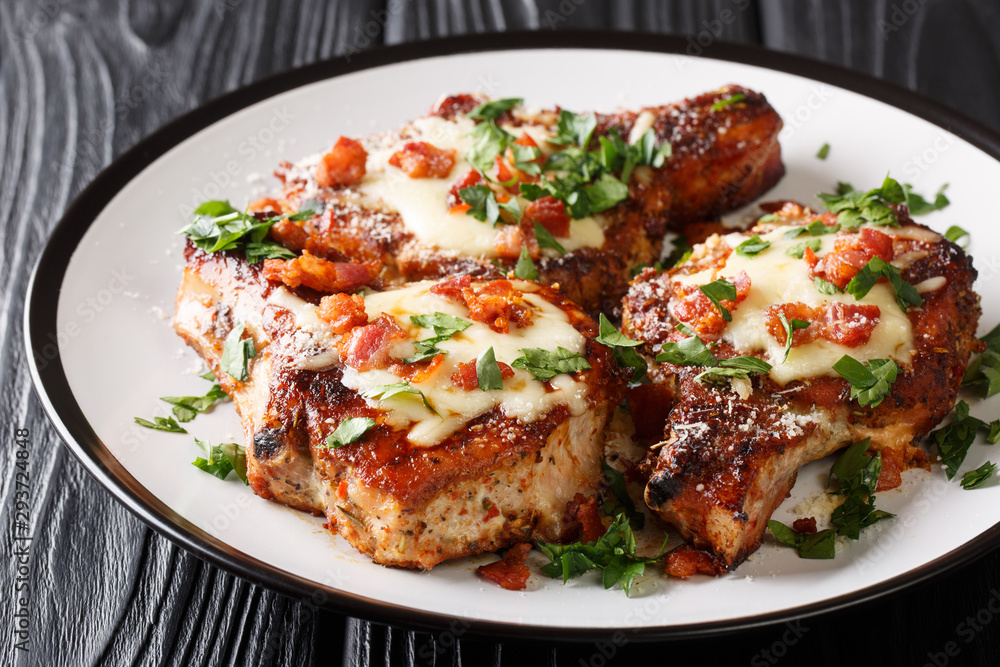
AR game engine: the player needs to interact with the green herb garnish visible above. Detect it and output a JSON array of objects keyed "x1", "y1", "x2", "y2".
[
  {"x1": 404, "y1": 313, "x2": 471, "y2": 364},
  {"x1": 945, "y1": 225, "x2": 969, "y2": 244},
  {"x1": 784, "y1": 219, "x2": 840, "y2": 239},
  {"x1": 467, "y1": 98, "x2": 522, "y2": 121},
  {"x1": 594, "y1": 314, "x2": 647, "y2": 383},
  {"x1": 843, "y1": 257, "x2": 923, "y2": 311},
  {"x1": 767, "y1": 521, "x2": 836, "y2": 559},
  {"x1": 828, "y1": 439, "x2": 894, "y2": 539},
  {"x1": 961, "y1": 461, "x2": 997, "y2": 490},
  {"x1": 735, "y1": 235, "x2": 771, "y2": 257},
  {"x1": 511, "y1": 347, "x2": 591, "y2": 382},
  {"x1": 699, "y1": 279, "x2": 737, "y2": 322},
  {"x1": 134, "y1": 416, "x2": 187, "y2": 433},
  {"x1": 324, "y1": 417, "x2": 376, "y2": 448},
  {"x1": 180, "y1": 201, "x2": 314, "y2": 263},
  {"x1": 832, "y1": 356, "x2": 899, "y2": 407},
  {"x1": 931, "y1": 400, "x2": 990, "y2": 480},
  {"x1": 787, "y1": 239, "x2": 822, "y2": 259},
  {"x1": 778, "y1": 313, "x2": 811, "y2": 363},
  {"x1": 160, "y1": 384, "x2": 228, "y2": 423},
  {"x1": 192, "y1": 439, "x2": 248, "y2": 485},
  {"x1": 816, "y1": 143, "x2": 830, "y2": 160},
  {"x1": 220, "y1": 322, "x2": 257, "y2": 382},
  {"x1": 476, "y1": 347, "x2": 505, "y2": 391},
  {"x1": 711, "y1": 93, "x2": 746, "y2": 112},
  {"x1": 514, "y1": 246, "x2": 538, "y2": 280},
  {"x1": 814, "y1": 276, "x2": 843, "y2": 295},
  {"x1": 362, "y1": 382, "x2": 438, "y2": 415},
  {"x1": 533, "y1": 221, "x2": 566, "y2": 255},
  {"x1": 601, "y1": 460, "x2": 644, "y2": 530}
]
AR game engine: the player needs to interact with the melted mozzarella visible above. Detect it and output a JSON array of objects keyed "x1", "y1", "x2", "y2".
[
  {"x1": 357, "y1": 116, "x2": 605, "y2": 258},
  {"x1": 269, "y1": 281, "x2": 591, "y2": 447},
  {"x1": 676, "y1": 225, "x2": 915, "y2": 385}
]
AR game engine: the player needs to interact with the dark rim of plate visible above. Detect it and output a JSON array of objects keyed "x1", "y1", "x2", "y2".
[{"x1": 24, "y1": 31, "x2": 1000, "y2": 642}]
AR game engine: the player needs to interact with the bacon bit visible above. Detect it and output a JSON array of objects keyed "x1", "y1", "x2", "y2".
[
  {"x1": 495, "y1": 154, "x2": 515, "y2": 184},
  {"x1": 464, "y1": 280, "x2": 534, "y2": 333},
  {"x1": 493, "y1": 223, "x2": 539, "y2": 260},
  {"x1": 524, "y1": 196, "x2": 571, "y2": 238},
  {"x1": 450, "y1": 359, "x2": 514, "y2": 390},
  {"x1": 665, "y1": 545, "x2": 725, "y2": 578},
  {"x1": 316, "y1": 293, "x2": 369, "y2": 334},
  {"x1": 514, "y1": 133, "x2": 539, "y2": 148},
  {"x1": 263, "y1": 251, "x2": 377, "y2": 293},
  {"x1": 447, "y1": 169, "x2": 484, "y2": 209},
  {"x1": 449, "y1": 203, "x2": 472, "y2": 214},
  {"x1": 269, "y1": 218, "x2": 309, "y2": 253},
  {"x1": 337, "y1": 314, "x2": 406, "y2": 371},
  {"x1": 672, "y1": 270, "x2": 751, "y2": 338},
  {"x1": 791, "y1": 517, "x2": 817, "y2": 534},
  {"x1": 247, "y1": 197, "x2": 282, "y2": 215},
  {"x1": 477, "y1": 543, "x2": 532, "y2": 591},
  {"x1": 567, "y1": 493, "x2": 604, "y2": 543},
  {"x1": 390, "y1": 354, "x2": 444, "y2": 383},
  {"x1": 388, "y1": 141, "x2": 456, "y2": 179},
  {"x1": 764, "y1": 302, "x2": 881, "y2": 349},
  {"x1": 430, "y1": 274, "x2": 472, "y2": 300},
  {"x1": 336, "y1": 480, "x2": 349, "y2": 500},
  {"x1": 811, "y1": 228, "x2": 894, "y2": 289},
  {"x1": 316, "y1": 136, "x2": 368, "y2": 187},
  {"x1": 430, "y1": 94, "x2": 484, "y2": 119}
]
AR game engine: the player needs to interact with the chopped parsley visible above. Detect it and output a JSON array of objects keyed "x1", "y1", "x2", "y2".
[
  {"x1": 930, "y1": 400, "x2": 992, "y2": 480},
  {"x1": 711, "y1": 93, "x2": 745, "y2": 112},
  {"x1": 903, "y1": 183, "x2": 950, "y2": 215},
  {"x1": 818, "y1": 176, "x2": 950, "y2": 227},
  {"x1": 324, "y1": 417, "x2": 376, "y2": 448},
  {"x1": 843, "y1": 257, "x2": 923, "y2": 312},
  {"x1": 466, "y1": 118, "x2": 516, "y2": 173},
  {"x1": 192, "y1": 439, "x2": 248, "y2": 485},
  {"x1": 945, "y1": 225, "x2": 969, "y2": 244},
  {"x1": 664, "y1": 235, "x2": 692, "y2": 268},
  {"x1": 513, "y1": 246, "x2": 538, "y2": 280},
  {"x1": 160, "y1": 384, "x2": 228, "y2": 423},
  {"x1": 699, "y1": 279, "x2": 737, "y2": 322},
  {"x1": 511, "y1": 347, "x2": 591, "y2": 382},
  {"x1": 180, "y1": 201, "x2": 313, "y2": 263},
  {"x1": 964, "y1": 322, "x2": 1000, "y2": 397},
  {"x1": 533, "y1": 221, "x2": 566, "y2": 255},
  {"x1": 735, "y1": 235, "x2": 771, "y2": 257},
  {"x1": 537, "y1": 513, "x2": 666, "y2": 594},
  {"x1": 220, "y1": 322, "x2": 257, "y2": 382},
  {"x1": 601, "y1": 460, "x2": 644, "y2": 530},
  {"x1": 778, "y1": 313, "x2": 811, "y2": 363},
  {"x1": 594, "y1": 314, "x2": 647, "y2": 383},
  {"x1": 476, "y1": 347, "x2": 504, "y2": 391},
  {"x1": 467, "y1": 98, "x2": 522, "y2": 121},
  {"x1": 784, "y1": 219, "x2": 840, "y2": 239},
  {"x1": 655, "y1": 324, "x2": 717, "y2": 367},
  {"x1": 133, "y1": 416, "x2": 187, "y2": 434},
  {"x1": 813, "y1": 276, "x2": 843, "y2": 295},
  {"x1": 832, "y1": 356, "x2": 899, "y2": 407},
  {"x1": 767, "y1": 520, "x2": 836, "y2": 559},
  {"x1": 404, "y1": 312, "x2": 471, "y2": 364},
  {"x1": 961, "y1": 462, "x2": 997, "y2": 490},
  {"x1": 786, "y1": 239, "x2": 821, "y2": 259},
  {"x1": 694, "y1": 356, "x2": 772, "y2": 384},
  {"x1": 828, "y1": 439, "x2": 894, "y2": 539},
  {"x1": 816, "y1": 143, "x2": 830, "y2": 160},
  {"x1": 362, "y1": 382, "x2": 438, "y2": 415},
  {"x1": 551, "y1": 110, "x2": 598, "y2": 148},
  {"x1": 458, "y1": 184, "x2": 501, "y2": 225}
]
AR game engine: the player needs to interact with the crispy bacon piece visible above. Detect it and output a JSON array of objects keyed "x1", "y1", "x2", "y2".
[
  {"x1": 430, "y1": 274, "x2": 472, "y2": 299},
  {"x1": 450, "y1": 360, "x2": 514, "y2": 390},
  {"x1": 566, "y1": 493, "x2": 604, "y2": 543},
  {"x1": 446, "y1": 168, "x2": 483, "y2": 210},
  {"x1": 664, "y1": 545, "x2": 724, "y2": 578},
  {"x1": 524, "y1": 196, "x2": 571, "y2": 238},
  {"x1": 392, "y1": 354, "x2": 444, "y2": 384},
  {"x1": 811, "y1": 228, "x2": 894, "y2": 289},
  {"x1": 316, "y1": 293, "x2": 369, "y2": 334},
  {"x1": 492, "y1": 223, "x2": 540, "y2": 260},
  {"x1": 791, "y1": 517, "x2": 817, "y2": 534},
  {"x1": 337, "y1": 314, "x2": 406, "y2": 371},
  {"x1": 263, "y1": 251, "x2": 377, "y2": 293},
  {"x1": 477, "y1": 543, "x2": 532, "y2": 591},
  {"x1": 764, "y1": 302, "x2": 881, "y2": 349},
  {"x1": 269, "y1": 218, "x2": 309, "y2": 253},
  {"x1": 671, "y1": 270, "x2": 751, "y2": 338},
  {"x1": 316, "y1": 137, "x2": 367, "y2": 187},
  {"x1": 463, "y1": 280, "x2": 534, "y2": 333},
  {"x1": 248, "y1": 197, "x2": 282, "y2": 216},
  {"x1": 430, "y1": 93, "x2": 485, "y2": 119},
  {"x1": 388, "y1": 141, "x2": 456, "y2": 179}
]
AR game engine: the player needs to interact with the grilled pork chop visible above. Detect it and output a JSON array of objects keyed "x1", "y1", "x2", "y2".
[
  {"x1": 257, "y1": 86, "x2": 784, "y2": 315},
  {"x1": 623, "y1": 202, "x2": 980, "y2": 567},
  {"x1": 175, "y1": 244, "x2": 627, "y2": 568}
]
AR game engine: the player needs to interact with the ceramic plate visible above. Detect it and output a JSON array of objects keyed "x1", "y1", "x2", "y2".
[{"x1": 26, "y1": 33, "x2": 1000, "y2": 639}]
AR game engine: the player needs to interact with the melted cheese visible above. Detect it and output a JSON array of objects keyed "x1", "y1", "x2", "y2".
[
  {"x1": 268, "y1": 281, "x2": 591, "y2": 447},
  {"x1": 628, "y1": 110, "x2": 657, "y2": 144},
  {"x1": 357, "y1": 116, "x2": 605, "y2": 258},
  {"x1": 676, "y1": 225, "x2": 915, "y2": 385}
]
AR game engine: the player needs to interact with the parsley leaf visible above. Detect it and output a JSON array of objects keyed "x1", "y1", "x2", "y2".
[
  {"x1": 817, "y1": 143, "x2": 830, "y2": 160},
  {"x1": 787, "y1": 239, "x2": 822, "y2": 259},
  {"x1": 583, "y1": 173, "x2": 629, "y2": 213},
  {"x1": 832, "y1": 356, "x2": 899, "y2": 407},
  {"x1": 362, "y1": 382, "x2": 439, "y2": 415},
  {"x1": 945, "y1": 225, "x2": 969, "y2": 244},
  {"x1": 595, "y1": 314, "x2": 647, "y2": 383},
  {"x1": 467, "y1": 98, "x2": 522, "y2": 120},
  {"x1": 514, "y1": 246, "x2": 538, "y2": 280},
  {"x1": 192, "y1": 439, "x2": 248, "y2": 485},
  {"x1": 601, "y1": 460, "x2": 644, "y2": 530},
  {"x1": 961, "y1": 461, "x2": 997, "y2": 490},
  {"x1": 767, "y1": 521, "x2": 836, "y2": 559},
  {"x1": 511, "y1": 347, "x2": 591, "y2": 382},
  {"x1": 711, "y1": 93, "x2": 745, "y2": 112},
  {"x1": 989, "y1": 421, "x2": 1000, "y2": 445},
  {"x1": 964, "y1": 323, "x2": 1000, "y2": 397},
  {"x1": 694, "y1": 356, "x2": 772, "y2": 384},
  {"x1": 655, "y1": 325, "x2": 717, "y2": 367},
  {"x1": 404, "y1": 313, "x2": 471, "y2": 364},
  {"x1": 476, "y1": 347, "x2": 504, "y2": 391},
  {"x1": 904, "y1": 183, "x2": 950, "y2": 215},
  {"x1": 783, "y1": 219, "x2": 840, "y2": 239},
  {"x1": 134, "y1": 416, "x2": 187, "y2": 433},
  {"x1": 160, "y1": 384, "x2": 228, "y2": 423},
  {"x1": 180, "y1": 201, "x2": 314, "y2": 264},
  {"x1": 931, "y1": 400, "x2": 987, "y2": 480},
  {"x1": 818, "y1": 176, "x2": 903, "y2": 228},
  {"x1": 699, "y1": 279, "x2": 737, "y2": 322},
  {"x1": 533, "y1": 221, "x2": 566, "y2": 255},
  {"x1": 538, "y1": 514, "x2": 665, "y2": 594},
  {"x1": 324, "y1": 417, "x2": 376, "y2": 448},
  {"x1": 735, "y1": 235, "x2": 771, "y2": 257},
  {"x1": 843, "y1": 257, "x2": 923, "y2": 311},
  {"x1": 220, "y1": 322, "x2": 257, "y2": 382},
  {"x1": 551, "y1": 110, "x2": 598, "y2": 148},
  {"x1": 459, "y1": 184, "x2": 501, "y2": 225},
  {"x1": 814, "y1": 276, "x2": 843, "y2": 295},
  {"x1": 467, "y1": 120, "x2": 515, "y2": 173},
  {"x1": 778, "y1": 313, "x2": 811, "y2": 363},
  {"x1": 828, "y1": 439, "x2": 894, "y2": 539},
  {"x1": 664, "y1": 235, "x2": 691, "y2": 268}
]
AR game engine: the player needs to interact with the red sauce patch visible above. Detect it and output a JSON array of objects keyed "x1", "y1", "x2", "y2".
[
  {"x1": 664, "y1": 545, "x2": 725, "y2": 578},
  {"x1": 671, "y1": 270, "x2": 751, "y2": 338},
  {"x1": 764, "y1": 302, "x2": 881, "y2": 349},
  {"x1": 316, "y1": 136, "x2": 367, "y2": 187},
  {"x1": 477, "y1": 543, "x2": 532, "y2": 591},
  {"x1": 316, "y1": 293, "x2": 368, "y2": 334},
  {"x1": 388, "y1": 141, "x2": 456, "y2": 179}
]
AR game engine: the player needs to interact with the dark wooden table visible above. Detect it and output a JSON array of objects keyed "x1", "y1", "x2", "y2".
[{"x1": 5, "y1": 1, "x2": 1000, "y2": 665}]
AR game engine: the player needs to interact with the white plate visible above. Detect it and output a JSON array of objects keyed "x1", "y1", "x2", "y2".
[{"x1": 26, "y1": 34, "x2": 1000, "y2": 638}]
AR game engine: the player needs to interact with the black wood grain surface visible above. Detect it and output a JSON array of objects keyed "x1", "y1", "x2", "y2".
[{"x1": 4, "y1": 1, "x2": 1000, "y2": 665}]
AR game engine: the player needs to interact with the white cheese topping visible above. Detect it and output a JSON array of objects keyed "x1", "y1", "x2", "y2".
[
  {"x1": 675, "y1": 225, "x2": 916, "y2": 385},
  {"x1": 356, "y1": 116, "x2": 605, "y2": 258},
  {"x1": 267, "y1": 281, "x2": 591, "y2": 447},
  {"x1": 628, "y1": 110, "x2": 658, "y2": 144}
]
